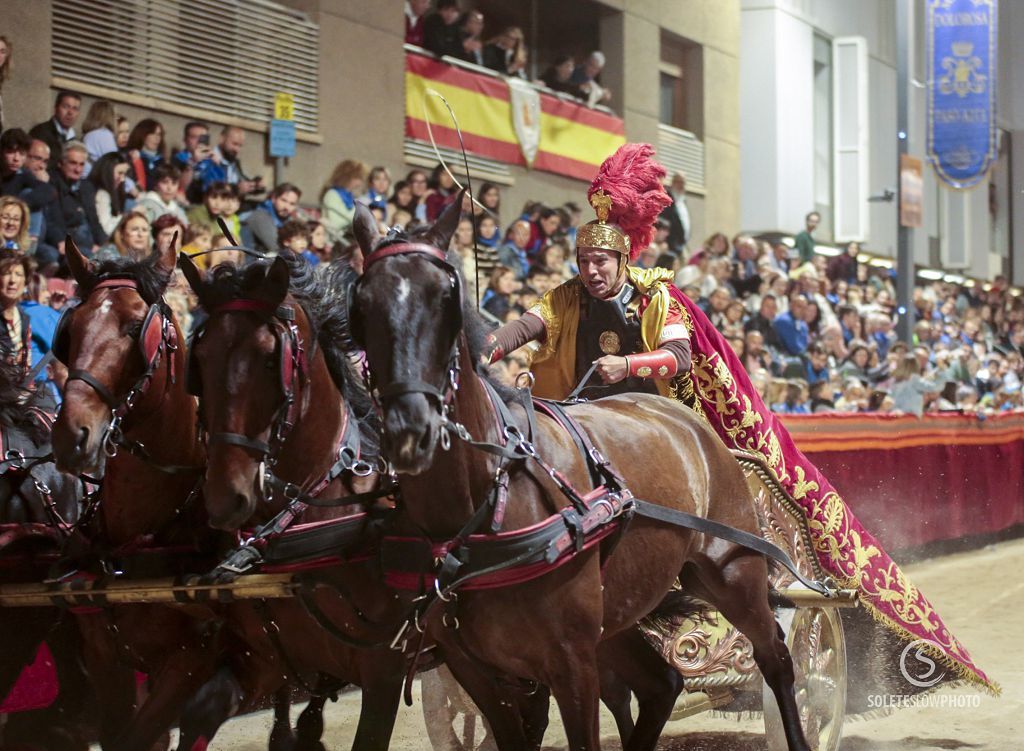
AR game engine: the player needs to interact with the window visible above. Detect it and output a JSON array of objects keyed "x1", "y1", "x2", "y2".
[
  {"x1": 659, "y1": 31, "x2": 703, "y2": 137},
  {"x1": 51, "y1": 0, "x2": 319, "y2": 133}
]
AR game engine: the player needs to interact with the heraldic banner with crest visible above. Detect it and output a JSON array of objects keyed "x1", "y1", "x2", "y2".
[{"x1": 927, "y1": 0, "x2": 998, "y2": 189}]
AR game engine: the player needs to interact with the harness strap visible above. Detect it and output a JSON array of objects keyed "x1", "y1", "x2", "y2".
[
  {"x1": 208, "y1": 432, "x2": 272, "y2": 456},
  {"x1": 66, "y1": 369, "x2": 119, "y2": 409},
  {"x1": 296, "y1": 582, "x2": 392, "y2": 649},
  {"x1": 378, "y1": 379, "x2": 444, "y2": 402},
  {"x1": 630, "y1": 499, "x2": 832, "y2": 597}
]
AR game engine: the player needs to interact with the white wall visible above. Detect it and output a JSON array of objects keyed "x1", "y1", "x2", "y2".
[{"x1": 740, "y1": 0, "x2": 1021, "y2": 284}]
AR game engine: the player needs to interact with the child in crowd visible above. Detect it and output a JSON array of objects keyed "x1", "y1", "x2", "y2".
[
  {"x1": 136, "y1": 164, "x2": 188, "y2": 226},
  {"x1": 181, "y1": 224, "x2": 214, "y2": 269},
  {"x1": 278, "y1": 220, "x2": 316, "y2": 265}
]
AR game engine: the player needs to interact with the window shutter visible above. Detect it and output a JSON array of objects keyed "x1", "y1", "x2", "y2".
[
  {"x1": 832, "y1": 36, "x2": 869, "y2": 242},
  {"x1": 52, "y1": 0, "x2": 319, "y2": 133}
]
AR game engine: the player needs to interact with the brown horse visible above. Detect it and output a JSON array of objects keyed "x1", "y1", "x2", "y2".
[
  {"x1": 50, "y1": 238, "x2": 239, "y2": 751},
  {"x1": 350, "y1": 201, "x2": 812, "y2": 751},
  {"x1": 178, "y1": 252, "x2": 409, "y2": 751}
]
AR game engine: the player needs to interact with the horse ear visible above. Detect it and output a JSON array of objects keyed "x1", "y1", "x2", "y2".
[
  {"x1": 424, "y1": 189, "x2": 465, "y2": 252},
  {"x1": 352, "y1": 204, "x2": 380, "y2": 258},
  {"x1": 260, "y1": 256, "x2": 290, "y2": 304},
  {"x1": 177, "y1": 252, "x2": 205, "y2": 299},
  {"x1": 65, "y1": 235, "x2": 94, "y2": 286}
]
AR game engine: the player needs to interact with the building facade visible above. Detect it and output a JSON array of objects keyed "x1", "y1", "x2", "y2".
[
  {"x1": 740, "y1": 0, "x2": 1024, "y2": 286},
  {"x1": 5, "y1": 0, "x2": 740, "y2": 245}
]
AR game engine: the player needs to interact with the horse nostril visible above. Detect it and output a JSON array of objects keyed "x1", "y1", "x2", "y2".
[
  {"x1": 76, "y1": 427, "x2": 89, "y2": 453},
  {"x1": 417, "y1": 426, "x2": 433, "y2": 453}
]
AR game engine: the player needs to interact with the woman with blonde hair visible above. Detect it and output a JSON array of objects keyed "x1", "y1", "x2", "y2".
[
  {"x1": 0, "y1": 196, "x2": 31, "y2": 253},
  {"x1": 97, "y1": 211, "x2": 151, "y2": 262},
  {"x1": 890, "y1": 353, "x2": 941, "y2": 416},
  {"x1": 320, "y1": 159, "x2": 368, "y2": 244},
  {"x1": 81, "y1": 99, "x2": 118, "y2": 170}
]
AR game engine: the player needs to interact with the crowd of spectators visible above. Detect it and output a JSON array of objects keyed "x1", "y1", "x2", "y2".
[
  {"x1": 405, "y1": 0, "x2": 612, "y2": 108},
  {"x1": 0, "y1": 30, "x2": 1021, "y2": 417}
]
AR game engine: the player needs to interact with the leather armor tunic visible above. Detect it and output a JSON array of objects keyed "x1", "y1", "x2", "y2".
[{"x1": 574, "y1": 283, "x2": 658, "y2": 400}]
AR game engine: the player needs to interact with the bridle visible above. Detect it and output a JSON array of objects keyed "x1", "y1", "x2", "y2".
[
  {"x1": 54, "y1": 277, "x2": 179, "y2": 458},
  {"x1": 355, "y1": 242, "x2": 464, "y2": 450},
  {"x1": 189, "y1": 298, "x2": 309, "y2": 474}
]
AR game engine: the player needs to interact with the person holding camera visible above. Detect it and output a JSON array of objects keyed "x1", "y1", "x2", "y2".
[{"x1": 191, "y1": 125, "x2": 263, "y2": 205}]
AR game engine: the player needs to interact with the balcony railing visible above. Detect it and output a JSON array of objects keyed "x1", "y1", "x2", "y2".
[{"x1": 404, "y1": 45, "x2": 626, "y2": 182}]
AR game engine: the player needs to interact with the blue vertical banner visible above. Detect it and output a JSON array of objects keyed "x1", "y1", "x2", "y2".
[{"x1": 927, "y1": 0, "x2": 998, "y2": 189}]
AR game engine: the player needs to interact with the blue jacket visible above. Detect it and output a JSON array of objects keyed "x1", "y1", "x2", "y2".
[{"x1": 773, "y1": 311, "x2": 809, "y2": 356}]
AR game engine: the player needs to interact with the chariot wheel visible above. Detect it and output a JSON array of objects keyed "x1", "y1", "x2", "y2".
[
  {"x1": 763, "y1": 606, "x2": 846, "y2": 751},
  {"x1": 421, "y1": 666, "x2": 496, "y2": 751}
]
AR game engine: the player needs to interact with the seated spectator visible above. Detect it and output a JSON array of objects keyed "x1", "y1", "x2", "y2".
[
  {"x1": 388, "y1": 180, "x2": 417, "y2": 225},
  {"x1": 278, "y1": 220, "x2": 317, "y2": 265},
  {"x1": 498, "y1": 219, "x2": 531, "y2": 281},
  {"x1": 186, "y1": 181, "x2": 232, "y2": 237},
  {"x1": 357, "y1": 166, "x2": 391, "y2": 214},
  {"x1": 526, "y1": 265, "x2": 554, "y2": 296},
  {"x1": 454, "y1": 10, "x2": 485, "y2": 66},
  {"x1": 152, "y1": 214, "x2": 185, "y2": 257},
  {"x1": 405, "y1": 0, "x2": 430, "y2": 46},
  {"x1": 834, "y1": 378, "x2": 868, "y2": 412},
  {"x1": 205, "y1": 233, "x2": 245, "y2": 270},
  {"x1": 45, "y1": 141, "x2": 105, "y2": 256},
  {"x1": 125, "y1": 118, "x2": 166, "y2": 192},
  {"x1": 404, "y1": 169, "x2": 430, "y2": 222},
  {"x1": 481, "y1": 265, "x2": 518, "y2": 320},
  {"x1": 772, "y1": 380, "x2": 810, "y2": 415},
  {"x1": 773, "y1": 293, "x2": 810, "y2": 357},
  {"x1": 475, "y1": 212, "x2": 501, "y2": 248},
  {"x1": 172, "y1": 121, "x2": 212, "y2": 199},
  {"x1": 570, "y1": 51, "x2": 612, "y2": 106},
  {"x1": 529, "y1": 207, "x2": 561, "y2": 256},
  {"x1": 29, "y1": 90, "x2": 82, "y2": 168},
  {"x1": 191, "y1": 126, "x2": 261, "y2": 204},
  {"x1": 538, "y1": 242, "x2": 572, "y2": 282},
  {"x1": 0, "y1": 250, "x2": 34, "y2": 373},
  {"x1": 703, "y1": 287, "x2": 731, "y2": 330},
  {"x1": 483, "y1": 26, "x2": 527, "y2": 78},
  {"x1": 0, "y1": 196, "x2": 30, "y2": 252},
  {"x1": 89, "y1": 151, "x2": 131, "y2": 237},
  {"x1": 540, "y1": 55, "x2": 583, "y2": 98},
  {"x1": 245, "y1": 182, "x2": 302, "y2": 255},
  {"x1": 721, "y1": 300, "x2": 746, "y2": 338},
  {"x1": 96, "y1": 211, "x2": 150, "y2": 262},
  {"x1": 805, "y1": 342, "x2": 831, "y2": 385},
  {"x1": 838, "y1": 341, "x2": 873, "y2": 384},
  {"x1": 80, "y1": 99, "x2": 118, "y2": 173},
  {"x1": 744, "y1": 293, "x2": 780, "y2": 348},
  {"x1": 135, "y1": 164, "x2": 188, "y2": 226},
  {"x1": 742, "y1": 330, "x2": 772, "y2": 375},
  {"x1": 809, "y1": 381, "x2": 835, "y2": 413},
  {"x1": 827, "y1": 241, "x2": 859, "y2": 285},
  {"x1": 321, "y1": 160, "x2": 367, "y2": 244},
  {"x1": 115, "y1": 116, "x2": 131, "y2": 149},
  {"x1": 890, "y1": 354, "x2": 941, "y2": 416},
  {"x1": 424, "y1": 164, "x2": 458, "y2": 222},
  {"x1": 307, "y1": 221, "x2": 330, "y2": 264},
  {"x1": 475, "y1": 182, "x2": 502, "y2": 228},
  {"x1": 1, "y1": 129, "x2": 54, "y2": 221},
  {"x1": 21, "y1": 271, "x2": 62, "y2": 388},
  {"x1": 423, "y1": 0, "x2": 464, "y2": 58},
  {"x1": 181, "y1": 224, "x2": 213, "y2": 270}
]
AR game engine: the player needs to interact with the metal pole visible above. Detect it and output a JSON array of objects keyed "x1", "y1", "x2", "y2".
[
  {"x1": 896, "y1": 0, "x2": 914, "y2": 344},
  {"x1": 274, "y1": 156, "x2": 285, "y2": 188}
]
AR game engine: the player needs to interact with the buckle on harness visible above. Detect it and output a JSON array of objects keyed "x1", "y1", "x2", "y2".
[{"x1": 560, "y1": 508, "x2": 586, "y2": 553}]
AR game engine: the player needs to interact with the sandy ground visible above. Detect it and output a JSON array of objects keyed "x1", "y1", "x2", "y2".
[{"x1": 192, "y1": 538, "x2": 1021, "y2": 750}]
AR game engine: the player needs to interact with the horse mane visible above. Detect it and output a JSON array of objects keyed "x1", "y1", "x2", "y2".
[
  {"x1": 0, "y1": 354, "x2": 50, "y2": 444},
  {"x1": 374, "y1": 227, "x2": 517, "y2": 405},
  {"x1": 197, "y1": 252, "x2": 380, "y2": 458},
  {"x1": 80, "y1": 254, "x2": 174, "y2": 306}
]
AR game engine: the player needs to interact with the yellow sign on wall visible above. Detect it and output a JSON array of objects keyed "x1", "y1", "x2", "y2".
[{"x1": 273, "y1": 92, "x2": 295, "y2": 121}]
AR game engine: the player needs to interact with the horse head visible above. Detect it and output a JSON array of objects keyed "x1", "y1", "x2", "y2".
[
  {"x1": 52, "y1": 237, "x2": 180, "y2": 476},
  {"x1": 352, "y1": 194, "x2": 464, "y2": 475},
  {"x1": 180, "y1": 253, "x2": 322, "y2": 531}
]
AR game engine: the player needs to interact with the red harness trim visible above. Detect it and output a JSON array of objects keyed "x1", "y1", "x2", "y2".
[{"x1": 363, "y1": 242, "x2": 448, "y2": 271}]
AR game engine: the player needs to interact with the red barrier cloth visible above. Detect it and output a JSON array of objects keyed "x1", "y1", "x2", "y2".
[
  {"x1": 781, "y1": 412, "x2": 1024, "y2": 550},
  {"x1": 0, "y1": 644, "x2": 57, "y2": 713}
]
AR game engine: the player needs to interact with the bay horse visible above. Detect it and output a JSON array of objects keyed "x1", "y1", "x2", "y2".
[
  {"x1": 0, "y1": 357, "x2": 92, "y2": 750},
  {"x1": 50, "y1": 238, "x2": 244, "y2": 751},
  {"x1": 178, "y1": 251, "x2": 409, "y2": 751},
  {"x1": 349, "y1": 201, "x2": 812, "y2": 751}
]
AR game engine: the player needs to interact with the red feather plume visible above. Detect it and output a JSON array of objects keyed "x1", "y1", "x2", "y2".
[{"x1": 587, "y1": 143, "x2": 671, "y2": 260}]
